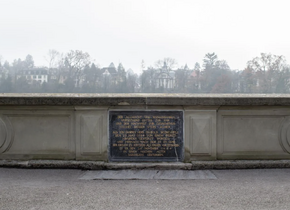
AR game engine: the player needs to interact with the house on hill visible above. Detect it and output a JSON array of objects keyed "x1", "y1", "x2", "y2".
[
  {"x1": 16, "y1": 68, "x2": 48, "y2": 84},
  {"x1": 155, "y1": 62, "x2": 175, "y2": 89},
  {"x1": 100, "y1": 62, "x2": 117, "y2": 76}
]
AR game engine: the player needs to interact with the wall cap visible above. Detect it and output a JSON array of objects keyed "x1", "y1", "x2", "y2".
[{"x1": 0, "y1": 93, "x2": 290, "y2": 106}]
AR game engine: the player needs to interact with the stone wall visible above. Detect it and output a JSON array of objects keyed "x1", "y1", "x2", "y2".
[{"x1": 1, "y1": 93, "x2": 290, "y2": 162}]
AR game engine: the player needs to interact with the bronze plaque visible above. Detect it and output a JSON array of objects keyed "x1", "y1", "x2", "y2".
[{"x1": 109, "y1": 111, "x2": 183, "y2": 162}]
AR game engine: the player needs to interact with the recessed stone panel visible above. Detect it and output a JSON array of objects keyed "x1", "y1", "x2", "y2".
[
  {"x1": 0, "y1": 118, "x2": 7, "y2": 148},
  {"x1": 75, "y1": 109, "x2": 108, "y2": 160},
  {"x1": 218, "y1": 109, "x2": 290, "y2": 159},
  {"x1": 184, "y1": 110, "x2": 217, "y2": 160},
  {"x1": 0, "y1": 116, "x2": 13, "y2": 154},
  {"x1": 0, "y1": 110, "x2": 74, "y2": 159}
]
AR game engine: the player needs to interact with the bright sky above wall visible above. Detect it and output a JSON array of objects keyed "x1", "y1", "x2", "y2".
[{"x1": 1, "y1": 0, "x2": 290, "y2": 73}]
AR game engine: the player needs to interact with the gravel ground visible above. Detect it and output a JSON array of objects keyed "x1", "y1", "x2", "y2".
[{"x1": 0, "y1": 168, "x2": 290, "y2": 210}]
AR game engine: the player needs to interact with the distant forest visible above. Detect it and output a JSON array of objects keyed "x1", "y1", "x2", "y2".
[{"x1": 0, "y1": 50, "x2": 289, "y2": 94}]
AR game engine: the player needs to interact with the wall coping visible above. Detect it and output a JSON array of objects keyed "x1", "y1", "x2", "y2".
[
  {"x1": 1, "y1": 160, "x2": 290, "y2": 170},
  {"x1": 0, "y1": 93, "x2": 290, "y2": 106}
]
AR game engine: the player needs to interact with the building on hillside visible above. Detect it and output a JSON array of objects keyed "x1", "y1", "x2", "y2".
[
  {"x1": 58, "y1": 72, "x2": 68, "y2": 85},
  {"x1": 100, "y1": 62, "x2": 117, "y2": 76},
  {"x1": 173, "y1": 64, "x2": 202, "y2": 92},
  {"x1": 155, "y1": 62, "x2": 175, "y2": 89},
  {"x1": 99, "y1": 62, "x2": 118, "y2": 88},
  {"x1": 16, "y1": 68, "x2": 48, "y2": 84}
]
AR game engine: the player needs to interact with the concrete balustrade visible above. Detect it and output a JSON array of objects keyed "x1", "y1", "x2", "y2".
[{"x1": 1, "y1": 93, "x2": 290, "y2": 162}]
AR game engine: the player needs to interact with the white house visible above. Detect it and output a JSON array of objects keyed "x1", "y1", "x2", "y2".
[{"x1": 16, "y1": 68, "x2": 48, "y2": 84}]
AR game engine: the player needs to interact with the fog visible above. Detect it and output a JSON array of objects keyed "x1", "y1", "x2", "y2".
[{"x1": 1, "y1": 0, "x2": 290, "y2": 93}]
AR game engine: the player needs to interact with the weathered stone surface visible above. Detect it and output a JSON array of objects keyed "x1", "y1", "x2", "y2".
[
  {"x1": 0, "y1": 160, "x2": 105, "y2": 169},
  {"x1": 184, "y1": 109, "x2": 217, "y2": 161},
  {"x1": 191, "y1": 160, "x2": 290, "y2": 169},
  {"x1": 105, "y1": 162, "x2": 192, "y2": 170},
  {"x1": 75, "y1": 109, "x2": 108, "y2": 161},
  {"x1": 1, "y1": 93, "x2": 290, "y2": 106},
  {"x1": 0, "y1": 109, "x2": 75, "y2": 160},
  {"x1": 0, "y1": 94, "x2": 290, "y2": 162},
  {"x1": 217, "y1": 108, "x2": 290, "y2": 160},
  {"x1": 2, "y1": 160, "x2": 290, "y2": 170}
]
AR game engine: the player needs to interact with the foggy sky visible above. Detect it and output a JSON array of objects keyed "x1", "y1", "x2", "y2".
[{"x1": 1, "y1": 0, "x2": 290, "y2": 73}]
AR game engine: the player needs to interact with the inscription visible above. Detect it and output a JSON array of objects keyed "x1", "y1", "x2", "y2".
[{"x1": 109, "y1": 111, "x2": 183, "y2": 161}]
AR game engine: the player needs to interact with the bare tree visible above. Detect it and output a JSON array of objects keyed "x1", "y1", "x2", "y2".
[
  {"x1": 64, "y1": 50, "x2": 91, "y2": 88},
  {"x1": 45, "y1": 49, "x2": 61, "y2": 69},
  {"x1": 247, "y1": 53, "x2": 287, "y2": 93},
  {"x1": 155, "y1": 57, "x2": 177, "y2": 69},
  {"x1": 247, "y1": 53, "x2": 286, "y2": 72}
]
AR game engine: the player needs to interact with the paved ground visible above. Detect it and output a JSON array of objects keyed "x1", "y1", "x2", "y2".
[
  {"x1": 79, "y1": 170, "x2": 216, "y2": 180},
  {"x1": 0, "y1": 168, "x2": 290, "y2": 210}
]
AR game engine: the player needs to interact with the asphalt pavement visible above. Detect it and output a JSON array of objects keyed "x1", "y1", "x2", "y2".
[{"x1": 1, "y1": 168, "x2": 290, "y2": 210}]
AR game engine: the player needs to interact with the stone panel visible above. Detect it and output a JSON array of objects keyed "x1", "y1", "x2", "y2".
[
  {"x1": 0, "y1": 109, "x2": 74, "y2": 159},
  {"x1": 218, "y1": 108, "x2": 290, "y2": 159},
  {"x1": 0, "y1": 115, "x2": 13, "y2": 154},
  {"x1": 185, "y1": 110, "x2": 217, "y2": 160},
  {"x1": 280, "y1": 117, "x2": 290, "y2": 154},
  {"x1": 76, "y1": 109, "x2": 107, "y2": 160}
]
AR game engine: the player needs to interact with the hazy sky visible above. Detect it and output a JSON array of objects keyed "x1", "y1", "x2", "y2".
[{"x1": 1, "y1": 0, "x2": 290, "y2": 73}]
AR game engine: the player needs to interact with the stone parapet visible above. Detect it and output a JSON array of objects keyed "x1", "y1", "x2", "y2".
[{"x1": 0, "y1": 93, "x2": 290, "y2": 163}]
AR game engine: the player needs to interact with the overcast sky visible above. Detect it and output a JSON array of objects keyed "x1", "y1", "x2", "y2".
[{"x1": 1, "y1": 0, "x2": 290, "y2": 73}]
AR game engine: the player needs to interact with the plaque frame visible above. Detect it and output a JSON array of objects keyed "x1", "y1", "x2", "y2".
[{"x1": 108, "y1": 110, "x2": 184, "y2": 162}]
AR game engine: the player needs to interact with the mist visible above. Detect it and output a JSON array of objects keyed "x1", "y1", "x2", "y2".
[{"x1": 1, "y1": 0, "x2": 290, "y2": 93}]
